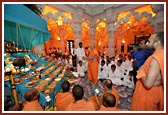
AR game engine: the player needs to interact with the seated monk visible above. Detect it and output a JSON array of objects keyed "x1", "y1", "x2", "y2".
[
  {"x1": 102, "y1": 79, "x2": 119, "y2": 107},
  {"x1": 99, "y1": 92, "x2": 125, "y2": 111},
  {"x1": 88, "y1": 79, "x2": 119, "y2": 110},
  {"x1": 55, "y1": 81, "x2": 74, "y2": 111},
  {"x1": 65, "y1": 85, "x2": 95, "y2": 111},
  {"x1": 22, "y1": 88, "x2": 43, "y2": 111}
]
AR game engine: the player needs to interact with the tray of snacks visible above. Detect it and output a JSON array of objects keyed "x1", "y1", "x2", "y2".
[
  {"x1": 35, "y1": 85, "x2": 44, "y2": 92},
  {"x1": 30, "y1": 76, "x2": 40, "y2": 82},
  {"x1": 39, "y1": 80, "x2": 49, "y2": 86},
  {"x1": 21, "y1": 74, "x2": 31, "y2": 79},
  {"x1": 31, "y1": 66, "x2": 35, "y2": 69},
  {"x1": 68, "y1": 79, "x2": 78, "y2": 84},
  {"x1": 54, "y1": 78, "x2": 61, "y2": 82},
  {"x1": 25, "y1": 82, "x2": 36, "y2": 88},
  {"x1": 14, "y1": 78, "x2": 24, "y2": 84},
  {"x1": 35, "y1": 66, "x2": 45, "y2": 72},
  {"x1": 42, "y1": 88, "x2": 52, "y2": 94},
  {"x1": 4, "y1": 76, "x2": 10, "y2": 81},
  {"x1": 47, "y1": 83, "x2": 56, "y2": 89}
]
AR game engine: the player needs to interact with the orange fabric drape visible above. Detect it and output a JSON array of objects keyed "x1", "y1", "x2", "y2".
[
  {"x1": 56, "y1": 92, "x2": 74, "y2": 111},
  {"x1": 87, "y1": 48, "x2": 99, "y2": 84},
  {"x1": 131, "y1": 49, "x2": 164, "y2": 111}
]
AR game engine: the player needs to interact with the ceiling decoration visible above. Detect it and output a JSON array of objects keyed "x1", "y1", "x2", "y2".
[{"x1": 113, "y1": 5, "x2": 156, "y2": 31}]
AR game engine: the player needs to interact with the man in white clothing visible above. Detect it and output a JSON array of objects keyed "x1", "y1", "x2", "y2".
[
  {"x1": 77, "y1": 61, "x2": 85, "y2": 77},
  {"x1": 122, "y1": 70, "x2": 135, "y2": 88},
  {"x1": 75, "y1": 42, "x2": 88, "y2": 72},
  {"x1": 108, "y1": 64, "x2": 123, "y2": 85},
  {"x1": 98, "y1": 60, "x2": 108, "y2": 82}
]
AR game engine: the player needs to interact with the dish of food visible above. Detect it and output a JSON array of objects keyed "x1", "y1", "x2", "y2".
[
  {"x1": 54, "y1": 78, "x2": 61, "y2": 81},
  {"x1": 36, "y1": 66, "x2": 45, "y2": 72},
  {"x1": 68, "y1": 79, "x2": 77, "y2": 84},
  {"x1": 22, "y1": 74, "x2": 31, "y2": 79},
  {"x1": 31, "y1": 76, "x2": 40, "y2": 82},
  {"x1": 31, "y1": 66, "x2": 35, "y2": 69},
  {"x1": 39, "y1": 80, "x2": 48, "y2": 86},
  {"x1": 35, "y1": 85, "x2": 44, "y2": 92},
  {"x1": 42, "y1": 88, "x2": 52, "y2": 94},
  {"x1": 14, "y1": 78, "x2": 24, "y2": 84},
  {"x1": 4, "y1": 76, "x2": 10, "y2": 81},
  {"x1": 25, "y1": 82, "x2": 36, "y2": 87},
  {"x1": 47, "y1": 83, "x2": 56, "y2": 89}
]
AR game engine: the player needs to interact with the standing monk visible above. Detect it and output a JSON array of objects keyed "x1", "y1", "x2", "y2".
[
  {"x1": 85, "y1": 43, "x2": 99, "y2": 84},
  {"x1": 131, "y1": 32, "x2": 164, "y2": 111}
]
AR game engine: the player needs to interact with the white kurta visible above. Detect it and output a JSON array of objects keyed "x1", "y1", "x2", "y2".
[
  {"x1": 75, "y1": 47, "x2": 86, "y2": 61},
  {"x1": 108, "y1": 68, "x2": 123, "y2": 85},
  {"x1": 122, "y1": 75, "x2": 135, "y2": 88},
  {"x1": 98, "y1": 64, "x2": 108, "y2": 79},
  {"x1": 75, "y1": 47, "x2": 88, "y2": 71},
  {"x1": 77, "y1": 64, "x2": 85, "y2": 76}
]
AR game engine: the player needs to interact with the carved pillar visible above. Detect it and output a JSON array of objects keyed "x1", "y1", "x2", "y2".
[
  {"x1": 72, "y1": 16, "x2": 82, "y2": 48},
  {"x1": 72, "y1": 7, "x2": 84, "y2": 48},
  {"x1": 106, "y1": 7, "x2": 118, "y2": 56},
  {"x1": 107, "y1": 23, "x2": 115, "y2": 57},
  {"x1": 117, "y1": 34, "x2": 121, "y2": 55},
  {"x1": 90, "y1": 23, "x2": 96, "y2": 46}
]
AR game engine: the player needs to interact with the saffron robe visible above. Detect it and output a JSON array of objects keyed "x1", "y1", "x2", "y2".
[{"x1": 131, "y1": 49, "x2": 164, "y2": 111}]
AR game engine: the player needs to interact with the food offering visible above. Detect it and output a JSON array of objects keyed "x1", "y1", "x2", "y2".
[
  {"x1": 35, "y1": 66, "x2": 45, "y2": 72},
  {"x1": 68, "y1": 78, "x2": 78, "y2": 84},
  {"x1": 42, "y1": 88, "x2": 52, "y2": 94},
  {"x1": 58, "y1": 74, "x2": 64, "y2": 79},
  {"x1": 54, "y1": 78, "x2": 61, "y2": 82},
  {"x1": 47, "y1": 82, "x2": 57, "y2": 89},
  {"x1": 30, "y1": 75, "x2": 40, "y2": 82},
  {"x1": 4, "y1": 76, "x2": 10, "y2": 81},
  {"x1": 21, "y1": 74, "x2": 31, "y2": 79},
  {"x1": 39, "y1": 80, "x2": 49, "y2": 87},
  {"x1": 11, "y1": 68, "x2": 21, "y2": 75},
  {"x1": 35, "y1": 85, "x2": 44, "y2": 92},
  {"x1": 14, "y1": 78, "x2": 24, "y2": 84},
  {"x1": 25, "y1": 82, "x2": 36, "y2": 87},
  {"x1": 31, "y1": 66, "x2": 35, "y2": 69}
]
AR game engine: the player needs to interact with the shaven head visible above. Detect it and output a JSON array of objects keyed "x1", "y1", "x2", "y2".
[
  {"x1": 72, "y1": 85, "x2": 84, "y2": 101},
  {"x1": 61, "y1": 81, "x2": 70, "y2": 92},
  {"x1": 24, "y1": 88, "x2": 39, "y2": 102},
  {"x1": 103, "y1": 79, "x2": 113, "y2": 90},
  {"x1": 103, "y1": 92, "x2": 116, "y2": 107}
]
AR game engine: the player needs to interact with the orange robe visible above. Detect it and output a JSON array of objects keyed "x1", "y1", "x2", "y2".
[
  {"x1": 109, "y1": 88, "x2": 119, "y2": 107},
  {"x1": 99, "y1": 105, "x2": 124, "y2": 111},
  {"x1": 56, "y1": 92, "x2": 74, "y2": 111},
  {"x1": 88, "y1": 95, "x2": 101, "y2": 110},
  {"x1": 131, "y1": 49, "x2": 164, "y2": 111},
  {"x1": 65, "y1": 99, "x2": 96, "y2": 111},
  {"x1": 88, "y1": 48, "x2": 99, "y2": 84},
  {"x1": 22, "y1": 100, "x2": 43, "y2": 111}
]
